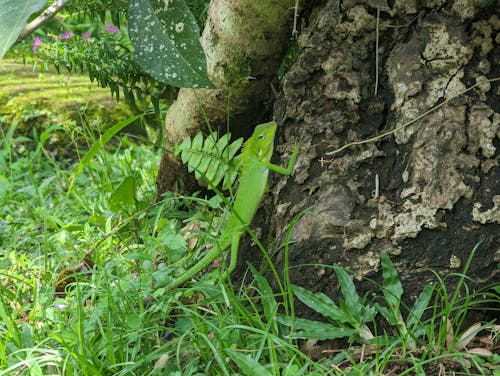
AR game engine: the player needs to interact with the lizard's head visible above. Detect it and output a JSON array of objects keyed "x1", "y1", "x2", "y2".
[{"x1": 251, "y1": 121, "x2": 277, "y2": 159}]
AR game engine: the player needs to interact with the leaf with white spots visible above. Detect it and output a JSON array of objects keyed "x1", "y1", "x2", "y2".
[{"x1": 128, "y1": 0, "x2": 212, "y2": 88}]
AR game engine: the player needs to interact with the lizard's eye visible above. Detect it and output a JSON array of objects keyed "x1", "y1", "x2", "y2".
[{"x1": 258, "y1": 134, "x2": 265, "y2": 140}]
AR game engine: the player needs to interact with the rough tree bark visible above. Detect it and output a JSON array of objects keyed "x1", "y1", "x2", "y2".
[
  {"x1": 254, "y1": 0, "x2": 499, "y2": 311},
  {"x1": 156, "y1": 0, "x2": 498, "y2": 312},
  {"x1": 156, "y1": 0, "x2": 297, "y2": 195}
]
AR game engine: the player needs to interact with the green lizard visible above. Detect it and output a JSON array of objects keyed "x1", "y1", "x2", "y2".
[{"x1": 167, "y1": 121, "x2": 299, "y2": 290}]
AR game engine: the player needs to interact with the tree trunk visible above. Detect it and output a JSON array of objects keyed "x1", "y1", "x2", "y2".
[
  {"x1": 156, "y1": 0, "x2": 297, "y2": 196},
  {"x1": 248, "y1": 0, "x2": 498, "y2": 308}
]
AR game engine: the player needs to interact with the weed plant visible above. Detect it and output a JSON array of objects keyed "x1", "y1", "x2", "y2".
[{"x1": 0, "y1": 120, "x2": 498, "y2": 375}]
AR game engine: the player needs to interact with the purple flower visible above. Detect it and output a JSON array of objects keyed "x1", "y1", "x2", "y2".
[
  {"x1": 61, "y1": 31, "x2": 72, "y2": 39},
  {"x1": 32, "y1": 37, "x2": 42, "y2": 51},
  {"x1": 105, "y1": 24, "x2": 120, "y2": 34},
  {"x1": 82, "y1": 32, "x2": 92, "y2": 39},
  {"x1": 54, "y1": 304, "x2": 68, "y2": 311},
  {"x1": 163, "y1": 332, "x2": 172, "y2": 341}
]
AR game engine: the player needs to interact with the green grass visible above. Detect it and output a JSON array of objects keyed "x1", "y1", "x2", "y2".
[
  {"x1": 0, "y1": 60, "x2": 155, "y2": 151},
  {"x1": 0, "y1": 113, "x2": 499, "y2": 375}
]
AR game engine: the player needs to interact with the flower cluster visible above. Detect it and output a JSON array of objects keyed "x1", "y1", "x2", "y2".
[
  {"x1": 32, "y1": 24, "x2": 120, "y2": 52},
  {"x1": 32, "y1": 37, "x2": 42, "y2": 51},
  {"x1": 105, "y1": 24, "x2": 120, "y2": 34},
  {"x1": 29, "y1": 23, "x2": 164, "y2": 107}
]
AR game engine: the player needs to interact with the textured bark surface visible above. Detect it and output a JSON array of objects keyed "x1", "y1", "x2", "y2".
[
  {"x1": 246, "y1": 0, "x2": 499, "y2": 307},
  {"x1": 156, "y1": 0, "x2": 297, "y2": 196}
]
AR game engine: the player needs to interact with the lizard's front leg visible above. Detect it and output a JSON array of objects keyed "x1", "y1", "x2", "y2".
[{"x1": 263, "y1": 145, "x2": 299, "y2": 176}]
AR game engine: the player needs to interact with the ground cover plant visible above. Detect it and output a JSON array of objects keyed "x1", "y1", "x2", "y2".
[
  {"x1": 0, "y1": 115, "x2": 499, "y2": 375},
  {"x1": 1, "y1": 1, "x2": 499, "y2": 375}
]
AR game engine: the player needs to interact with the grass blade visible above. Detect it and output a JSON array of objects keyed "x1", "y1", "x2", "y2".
[
  {"x1": 225, "y1": 349, "x2": 273, "y2": 376},
  {"x1": 67, "y1": 114, "x2": 141, "y2": 195}
]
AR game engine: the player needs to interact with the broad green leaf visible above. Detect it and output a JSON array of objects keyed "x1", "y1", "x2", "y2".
[
  {"x1": 33, "y1": 125, "x2": 63, "y2": 157},
  {"x1": 374, "y1": 302, "x2": 393, "y2": 324},
  {"x1": 0, "y1": 0, "x2": 47, "y2": 61},
  {"x1": 333, "y1": 265, "x2": 362, "y2": 322},
  {"x1": 381, "y1": 251, "x2": 403, "y2": 311},
  {"x1": 248, "y1": 264, "x2": 277, "y2": 322},
  {"x1": 67, "y1": 114, "x2": 141, "y2": 195},
  {"x1": 277, "y1": 316, "x2": 357, "y2": 340},
  {"x1": 291, "y1": 284, "x2": 350, "y2": 324},
  {"x1": 0, "y1": 175, "x2": 10, "y2": 200},
  {"x1": 0, "y1": 300, "x2": 18, "y2": 346},
  {"x1": 225, "y1": 349, "x2": 273, "y2": 376},
  {"x1": 125, "y1": 314, "x2": 142, "y2": 329},
  {"x1": 109, "y1": 176, "x2": 137, "y2": 213},
  {"x1": 128, "y1": 0, "x2": 213, "y2": 88},
  {"x1": 407, "y1": 284, "x2": 434, "y2": 329},
  {"x1": 365, "y1": 335, "x2": 400, "y2": 347},
  {"x1": 380, "y1": 251, "x2": 405, "y2": 332}
]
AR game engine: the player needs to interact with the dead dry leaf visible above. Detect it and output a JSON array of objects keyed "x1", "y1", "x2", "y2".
[
  {"x1": 457, "y1": 322, "x2": 482, "y2": 350},
  {"x1": 466, "y1": 347, "x2": 493, "y2": 356}
]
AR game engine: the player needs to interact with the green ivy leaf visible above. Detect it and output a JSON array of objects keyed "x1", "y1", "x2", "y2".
[{"x1": 128, "y1": 0, "x2": 213, "y2": 88}]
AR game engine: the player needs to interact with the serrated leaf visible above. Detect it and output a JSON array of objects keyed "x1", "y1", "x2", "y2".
[
  {"x1": 0, "y1": 0, "x2": 47, "y2": 61},
  {"x1": 128, "y1": 0, "x2": 213, "y2": 88}
]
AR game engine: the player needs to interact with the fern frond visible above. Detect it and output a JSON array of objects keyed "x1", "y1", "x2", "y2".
[{"x1": 174, "y1": 131, "x2": 243, "y2": 191}]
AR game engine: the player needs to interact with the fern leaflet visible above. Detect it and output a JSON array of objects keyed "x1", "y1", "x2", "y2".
[{"x1": 174, "y1": 131, "x2": 243, "y2": 191}]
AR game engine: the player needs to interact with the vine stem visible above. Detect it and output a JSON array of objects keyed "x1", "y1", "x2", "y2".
[
  {"x1": 326, "y1": 77, "x2": 500, "y2": 156},
  {"x1": 17, "y1": 0, "x2": 72, "y2": 42}
]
